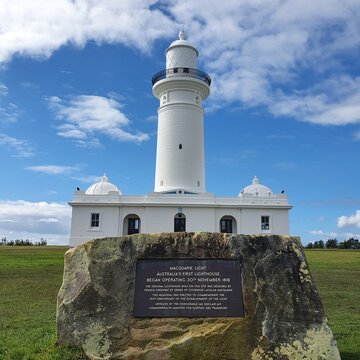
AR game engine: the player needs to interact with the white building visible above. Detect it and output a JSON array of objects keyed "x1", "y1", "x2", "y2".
[{"x1": 69, "y1": 30, "x2": 292, "y2": 247}]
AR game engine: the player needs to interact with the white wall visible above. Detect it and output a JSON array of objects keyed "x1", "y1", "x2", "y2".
[
  {"x1": 70, "y1": 206, "x2": 120, "y2": 246},
  {"x1": 70, "y1": 203, "x2": 290, "y2": 246},
  {"x1": 240, "y1": 208, "x2": 289, "y2": 235}
]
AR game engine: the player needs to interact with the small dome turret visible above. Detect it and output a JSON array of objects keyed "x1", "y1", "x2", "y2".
[
  {"x1": 85, "y1": 175, "x2": 121, "y2": 195},
  {"x1": 239, "y1": 176, "x2": 273, "y2": 197}
]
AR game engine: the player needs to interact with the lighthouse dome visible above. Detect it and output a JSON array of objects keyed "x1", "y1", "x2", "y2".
[
  {"x1": 85, "y1": 175, "x2": 121, "y2": 195},
  {"x1": 166, "y1": 29, "x2": 198, "y2": 69},
  {"x1": 239, "y1": 176, "x2": 273, "y2": 197}
]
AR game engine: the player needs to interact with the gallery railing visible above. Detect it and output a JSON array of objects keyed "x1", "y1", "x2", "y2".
[{"x1": 152, "y1": 68, "x2": 211, "y2": 86}]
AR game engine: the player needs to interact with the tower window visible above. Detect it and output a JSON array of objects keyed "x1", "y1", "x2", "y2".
[
  {"x1": 261, "y1": 216, "x2": 270, "y2": 230},
  {"x1": 179, "y1": 144, "x2": 182, "y2": 149},
  {"x1": 160, "y1": 180, "x2": 163, "y2": 186},
  {"x1": 91, "y1": 213, "x2": 100, "y2": 228},
  {"x1": 197, "y1": 181, "x2": 200, "y2": 187}
]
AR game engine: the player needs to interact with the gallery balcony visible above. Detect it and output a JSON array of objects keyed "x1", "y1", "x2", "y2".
[{"x1": 152, "y1": 67, "x2": 211, "y2": 86}]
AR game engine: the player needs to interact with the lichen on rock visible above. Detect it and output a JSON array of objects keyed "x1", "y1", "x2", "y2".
[{"x1": 252, "y1": 321, "x2": 340, "y2": 360}]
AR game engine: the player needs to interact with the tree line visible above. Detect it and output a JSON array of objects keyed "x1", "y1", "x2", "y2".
[
  {"x1": 0, "y1": 237, "x2": 47, "y2": 246},
  {"x1": 305, "y1": 238, "x2": 360, "y2": 249}
]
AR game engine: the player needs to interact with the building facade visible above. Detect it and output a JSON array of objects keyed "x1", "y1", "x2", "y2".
[{"x1": 69, "y1": 31, "x2": 292, "y2": 247}]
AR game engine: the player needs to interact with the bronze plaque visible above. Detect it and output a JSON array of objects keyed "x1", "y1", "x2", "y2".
[{"x1": 134, "y1": 259, "x2": 244, "y2": 317}]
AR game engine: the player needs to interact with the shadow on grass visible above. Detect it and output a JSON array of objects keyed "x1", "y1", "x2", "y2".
[{"x1": 341, "y1": 352, "x2": 360, "y2": 360}]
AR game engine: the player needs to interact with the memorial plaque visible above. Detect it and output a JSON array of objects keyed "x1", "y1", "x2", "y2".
[{"x1": 134, "y1": 259, "x2": 244, "y2": 317}]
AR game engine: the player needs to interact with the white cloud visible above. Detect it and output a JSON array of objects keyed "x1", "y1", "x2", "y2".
[
  {"x1": 309, "y1": 230, "x2": 337, "y2": 237},
  {"x1": 0, "y1": 200, "x2": 71, "y2": 244},
  {"x1": 0, "y1": 0, "x2": 175, "y2": 63},
  {"x1": 21, "y1": 81, "x2": 40, "y2": 89},
  {"x1": 0, "y1": 82, "x2": 8, "y2": 95},
  {"x1": 38, "y1": 218, "x2": 59, "y2": 223},
  {"x1": 0, "y1": 133, "x2": 35, "y2": 157},
  {"x1": 26, "y1": 165, "x2": 78, "y2": 175},
  {"x1": 309, "y1": 229, "x2": 360, "y2": 239},
  {"x1": 0, "y1": 83, "x2": 20, "y2": 123},
  {"x1": 48, "y1": 95, "x2": 149, "y2": 146},
  {"x1": 168, "y1": 0, "x2": 360, "y2": 126},
  {"x1": 71, "y1": 175, "x2": 101, "y2": 184},
  {"x1": 309, "y1": 209, "x2": 360, "y2": 241},
  {"x1": 1, "y1": 1, "x2": 360, "y2": 127},
  {"x1": 25, "y1": 165, "x2": 107, "y2": 186},
  {"x1": 0, "y1": 102, "x2": 19, "y2": 123},
  {"x1": 337, "y1": 210, "x2": 360, "y2": 228},
  {"x1": 270, "y1": 76, "x2": 360, "y2": 125},
  {"x1": 309, "y1": 230, "x2": 322, "y2": 236},
  {"x1": 146, "y1": 115, "x2": 157, "y2": 122}
]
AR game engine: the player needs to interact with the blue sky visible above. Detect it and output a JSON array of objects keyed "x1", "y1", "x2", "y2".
[{"x1": 0, "y1": 0, "x2": 360, "y2": 245}]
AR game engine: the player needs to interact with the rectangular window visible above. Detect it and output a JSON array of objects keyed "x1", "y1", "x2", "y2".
[
  {"x1": 174, "y1": 218, "x2": 186, "y2": 232},
  {"x1": 128, "y1": 218, "x2": 140, "y2": 235},
  {"x1": 220, "y1": 219, "x2": 233, "y2": 233},
  {"x1": 261, "y1": 216, "x2": 270, "y2": 230},
  {"x1": 91, "y1": 213, "x2": 100, "y2": 228}
]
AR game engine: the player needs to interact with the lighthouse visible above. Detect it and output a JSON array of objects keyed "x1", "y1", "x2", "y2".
[
  {"x1": 152, "y1": 30, "x2": 211, "y2": 193},
  {"x1": 68, "y1": 31, "x2": 292, "y2": 246}
]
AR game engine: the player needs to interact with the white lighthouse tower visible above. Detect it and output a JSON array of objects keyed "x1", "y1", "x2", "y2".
[
  {"x1": 152, "y1": 30, "x2": 211, "y2": 193},
  {"x1": 68, "y1": 31, "x2": 292, "y2": 246}
]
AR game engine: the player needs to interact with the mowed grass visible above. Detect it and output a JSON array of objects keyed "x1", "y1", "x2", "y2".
[
  {"x1": 0, "y1": 246, "x2": 85, "y2": 360},
  {"x1": 305, "y1": 249, "x2": 360, "y2": 360},
  {"x1": 0, "y1": 246, "x2": 359, "y2": 359}
]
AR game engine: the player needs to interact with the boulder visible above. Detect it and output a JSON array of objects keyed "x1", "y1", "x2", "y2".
[{"x1": 57, "y1": 233, "x2": 340, "y2": 359}]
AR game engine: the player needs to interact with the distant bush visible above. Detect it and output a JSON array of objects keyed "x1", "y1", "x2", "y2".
[
  {"x1": 338, "y1": 237, "x2": 360, "y2": 249},
  {"x1": 305, "y1": 237, "x2": 360, "y2": 249},
  {"x1": 0, "y1": 237, "x2": 47, "y2": 246},
  {"x1": 325, "y1": 239, "x2": 338, "y2": 248}
]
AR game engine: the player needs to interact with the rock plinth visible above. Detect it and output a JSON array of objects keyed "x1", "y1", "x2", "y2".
[{"x1": 57, "y1": 233, "x2": 340, "y2": 359}]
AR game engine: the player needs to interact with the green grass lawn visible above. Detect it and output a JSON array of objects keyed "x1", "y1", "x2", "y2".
[
  {"x1": 0, "y1": 246, "x2": 359, "y2": 359},
  {"x1": 0, "y1": 246, "x2": 85, "y2": 360},
  {"x1": 305, "y1": 249, "x2": 360, "y2": 360}
]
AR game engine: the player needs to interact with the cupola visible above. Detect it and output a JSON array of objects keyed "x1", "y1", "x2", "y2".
[
  {"x1": 239, "y1": 176, "x2": 273, "y2": 197},
  {"x1": 85, "y1": 175, "x2": 121, "y2": 195}
]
